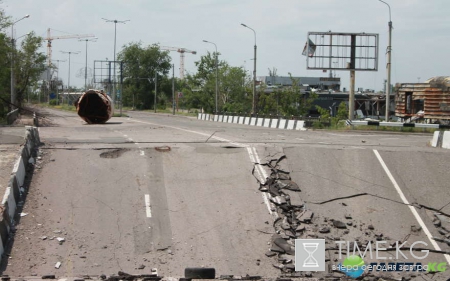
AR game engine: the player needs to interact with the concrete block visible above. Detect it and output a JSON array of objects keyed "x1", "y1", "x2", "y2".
[
  {"x1": 239, "y1": 116, "x2": 245, "y2": 124},
  {"x1": 219, "y1": 115, "x2": 224, "y2": 122},
  {"x1": 431, "y1": 131, "x2": 440, "y2": 147},
  {"x1": 205, "y1": 114, "x2": 210, "y2": 121},
  {"x1": 286, "y1": 120, "x2": 296, "y2": 130},
  {"x1": 270, "y1": 119, "x2": 278, "y2": 128},
  {"x1": 263, "y1": 118, "x2": 271, "y2": 128},
  {"x1": 227, "y1": 116, "x2": 234, "y2": 123},
  {"x1": 244, "y1": 117, "x2": 251, "y2": 125},
  {"x1": 12, "y1": 156, "x2": 25, "y2": 188},
  {"x1": 232, "y1": 116, "x2": 239, "y2": 124},
  {"x1": 278, "y1": 119, "x2": 287, "y2": 129},
  {"x1": 197, "y1": 113, "x2": 202, "y2": 119},
  {"x1": 250, "y1": 117, "x2": 257, "y2": 126},
  {"x1": 256, "y1": 118, "x2": 264, "y2": 126},
  {"x1": 214, "y1": 115, "x2": 219, "y2": 122},
  {"x1": 443, "y1": 131, "x2": 450, "y2": 149},
  {"x1": 295, "y1": 120, "x2": 306, "y2": 131}
]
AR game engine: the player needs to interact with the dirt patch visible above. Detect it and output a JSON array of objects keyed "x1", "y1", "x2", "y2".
[{"x1": 99, "y1": 148, "x2": 130, "y2": 158}]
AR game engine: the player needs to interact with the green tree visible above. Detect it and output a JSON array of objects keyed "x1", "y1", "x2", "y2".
[
  {"x1": 118, "y1": 42, "x2": 172, "y2": 109},
  {"x1": 183, "y1": 52, "x2": 250, "y2": 113},
  {"x1": 14, "y1": 32, "x2": 47, "y2": 106},
  {"x1": 262, "y1": 73, "x2": 318, "y2": 117}
]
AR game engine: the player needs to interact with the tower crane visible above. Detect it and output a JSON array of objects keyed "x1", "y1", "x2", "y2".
[
  {"x1": 45, "y1": 28, "x2": 95, "y2": 67},
  {"x1": 160, "y1": 46, "x2": 196, "y2": 79}
]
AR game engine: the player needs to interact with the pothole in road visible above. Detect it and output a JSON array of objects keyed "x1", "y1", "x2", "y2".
[
  {"x1": 99, "y1": 148, "x2": 131, "y2": 158},
  {"x1": 155, "y1": 146, "x2": 171, "y2": 152}
]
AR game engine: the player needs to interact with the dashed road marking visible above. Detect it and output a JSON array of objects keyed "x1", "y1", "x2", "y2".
[
  {"x1": 129, "y1": 118, "x2": 277, "y2": 217},
  {"x1": 145, "y1": 194, "x2": 152, "y2": 218}
]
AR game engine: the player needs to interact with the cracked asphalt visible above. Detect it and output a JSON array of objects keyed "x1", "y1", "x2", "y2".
[{"x1": 2, "y1": 108, "x2": 450, "y2": 280}]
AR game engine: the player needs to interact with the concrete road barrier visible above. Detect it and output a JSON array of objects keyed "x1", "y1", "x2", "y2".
[
  {"x1": 0, "y1": 126, "x2": 40, "y2": 263},
  {"x1": 431, "y1": 131, "x2": 450, "y2": 149},
  {"x1": 197, "y1": 113, "x2": 308, "y2": 132},
  {"x1": 270, "y1": 119, "x2": 278, "y2": 128},
  {"x1": 278, "y1": 119, "x2": 287, "y2": 129}
]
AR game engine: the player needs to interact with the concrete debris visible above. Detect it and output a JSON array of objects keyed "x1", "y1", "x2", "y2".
[
  {"x1": 40, "y1": 236, "x2": 47, "y2": 240},
  {"x1": 56, "y1": 237, "x2": 65, "y2": 243},
  {"x1": 297, "y1": 210, "x2": 314, "y2": 223},
  {"x1": 368, "y1": 224, "x2": 375, "y2": 230},
  {"x1": 332, "y1": 220, "x2": 347, "y2": 229},
  {"x1": 54, "y1": 262, "x2": 61, "y2": 269},
  {"x1": 265, "y1": 251, "x2": 277, "y2": 257},
  {"x1": 345, "y1": 214, "x2": 352, "y2": 219},
  {"x1": 20, "y1": 213, "x2": 28, "y2": 217},
  {"x1": 137, "y1": 264, "x2": 145, "y2": 270},
  {"x1": 411, "y1": 225, "x2": 422, "y2": 232},
  {"x1": 270, "y1": 196, "x2": 287, "y2": 205},
  {"x1": 319, "y1": 226, "x2": 331, "y2": 233}
]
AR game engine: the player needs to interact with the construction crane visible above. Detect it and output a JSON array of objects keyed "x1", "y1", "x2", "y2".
[
  {"x1": 45, "y1": 28, "x2": 95, "y2": 67},
  {"x1": 160, "y1": 46, "x2": 196, "y2": 79}
]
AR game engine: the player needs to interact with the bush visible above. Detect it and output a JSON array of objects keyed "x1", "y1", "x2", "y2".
[{"x1": 49, "y1": 99, "x2": 58, "y2": 106}]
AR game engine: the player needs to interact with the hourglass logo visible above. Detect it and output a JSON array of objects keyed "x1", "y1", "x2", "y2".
[{"x1": 295, "y1": 239, "x2": 325, "y2": 271}]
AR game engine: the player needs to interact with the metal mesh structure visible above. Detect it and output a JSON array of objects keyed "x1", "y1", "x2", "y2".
[
  {"x1": 93, "y1": 60, "x2": 123, "y2": 84},
  {"x1": 304, "y1": 32, "x2": 379, "y2": 71}
]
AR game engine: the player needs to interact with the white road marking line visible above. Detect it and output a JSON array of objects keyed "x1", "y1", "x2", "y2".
[
  {"x1": 348, "y1": 146, "x2": 365, "y2": 149},
  {"x1": 296, "y1": 138, "x2": 304, "y2": 141},
  {"x1": 129, "y1": 118, "x2": 276, "y2": 217},
  {"x1": 373, "y1": 149, "x2": 450, "y2": 264},
  {"x1": 145, "y1": 194, "x2": 152, "y2": 218},
  {"x1": 251, "y1": 146, "x2": 277, "y2": 218}
]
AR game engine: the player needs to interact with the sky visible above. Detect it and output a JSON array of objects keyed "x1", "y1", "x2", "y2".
[{"x1": 2, "y1": 0, "x2": 450, "y2": 92}]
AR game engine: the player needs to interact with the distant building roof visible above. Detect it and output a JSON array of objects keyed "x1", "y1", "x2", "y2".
[{"x1": 425, "y1": 76, "x2": 450, "y2": 86}]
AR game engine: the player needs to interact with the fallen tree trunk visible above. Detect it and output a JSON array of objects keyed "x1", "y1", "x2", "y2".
[{"x1": 74, "y1": 89, "x2": 112, "y2": 124}]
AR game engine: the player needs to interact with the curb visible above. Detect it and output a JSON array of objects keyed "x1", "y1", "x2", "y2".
[{"x1": 0, "y1": 126, "x2": 40, "y2": 262}]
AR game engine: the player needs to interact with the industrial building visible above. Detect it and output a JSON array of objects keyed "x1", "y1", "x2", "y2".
[{"x1": 395, "y1": 76, "x2": 450, "y2": 123}]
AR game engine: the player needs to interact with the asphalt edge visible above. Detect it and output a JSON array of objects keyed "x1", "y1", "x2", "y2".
[{"x1": 0, "y1": 126, "x2": 40, "y2": 262}]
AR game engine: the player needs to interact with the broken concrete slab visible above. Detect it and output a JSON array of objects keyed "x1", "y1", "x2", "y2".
[
  {"x1": 319, "y1": 226, "x2": 331, "y2": 233},
  {"x1": 332, "y1": 220, "x2": 347, "y2": 229},
  {"x1": 297, "y1": 210, "x2": 314, "y2": 223},
  {"x1": 270, "y1": 196, "x2": 287, "y2": 205},
  {"x1": 277, "y1": 180, "x2": 300, "y2": 191},
  {"x1": 265, "y1": 251, "x2": 277, "y2": 257},
  {"x1": 273, "y1": 238, "x2": 295, "y2": 255},
  {"x1": 282, "y1": 189, "x2": 304, "y2": 206}
]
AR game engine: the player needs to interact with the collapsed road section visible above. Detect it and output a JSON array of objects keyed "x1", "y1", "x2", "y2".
[
  {"x1": 253, "y1": 148, "x2": 449, "y2": 280},
  {"x1": 74, "y1": 89, "x2": 112, "y2": 124}
]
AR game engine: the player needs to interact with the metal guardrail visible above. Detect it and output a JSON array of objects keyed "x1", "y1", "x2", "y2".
[{"x1": 346, "y1": 120, "x2": 450, "y2": 129}]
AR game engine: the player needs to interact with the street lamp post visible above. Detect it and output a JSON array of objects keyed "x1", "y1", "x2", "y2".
[
  {"x1": 80, "y1": 38, "x2": 98, "y2": 91},
  {"x1": 60, "y1": 51, "x2": 80, "y2": 94},
  {"x1": 102, "y1": 18, "x2": 129, "y2": 106},
  {"x1": 203, "y1": 40, "x2": 218, "y2": 114},
  {"x1": 241, "y1": 23, "x2": 257, "y2": 115},
  {"x1": 10, "y1": 14, "x2": 30, "y2": 109},
  {"x1": 379, "y1": 0, "x2": 392, "y2": 121}
]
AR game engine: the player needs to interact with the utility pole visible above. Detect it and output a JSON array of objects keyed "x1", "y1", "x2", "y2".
[
  {"x1": 241, "y1": 23, "x2": 257, "y2": 115},
  {"x1": 172, "y1": 64, "x2": 175, "y2": 115},
  {"x1": 154, "y1": 71, "x2": 157, "y2": 113},
  {"x1": 379, "y1": 0, "x2": 392, "y2": 121}
]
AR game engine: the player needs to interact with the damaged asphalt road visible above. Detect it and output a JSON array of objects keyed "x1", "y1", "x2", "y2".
[{"x1": 2, "y1": 108, "x2": 450, "y2": 281}]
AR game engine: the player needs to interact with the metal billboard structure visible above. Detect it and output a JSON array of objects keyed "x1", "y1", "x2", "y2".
[
  {"x1": 93, "y1": 60, "x2": 124, "y2": 115},
  {"x1": 304, "y1": 32, "x2": 379, "y2": 120}
]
